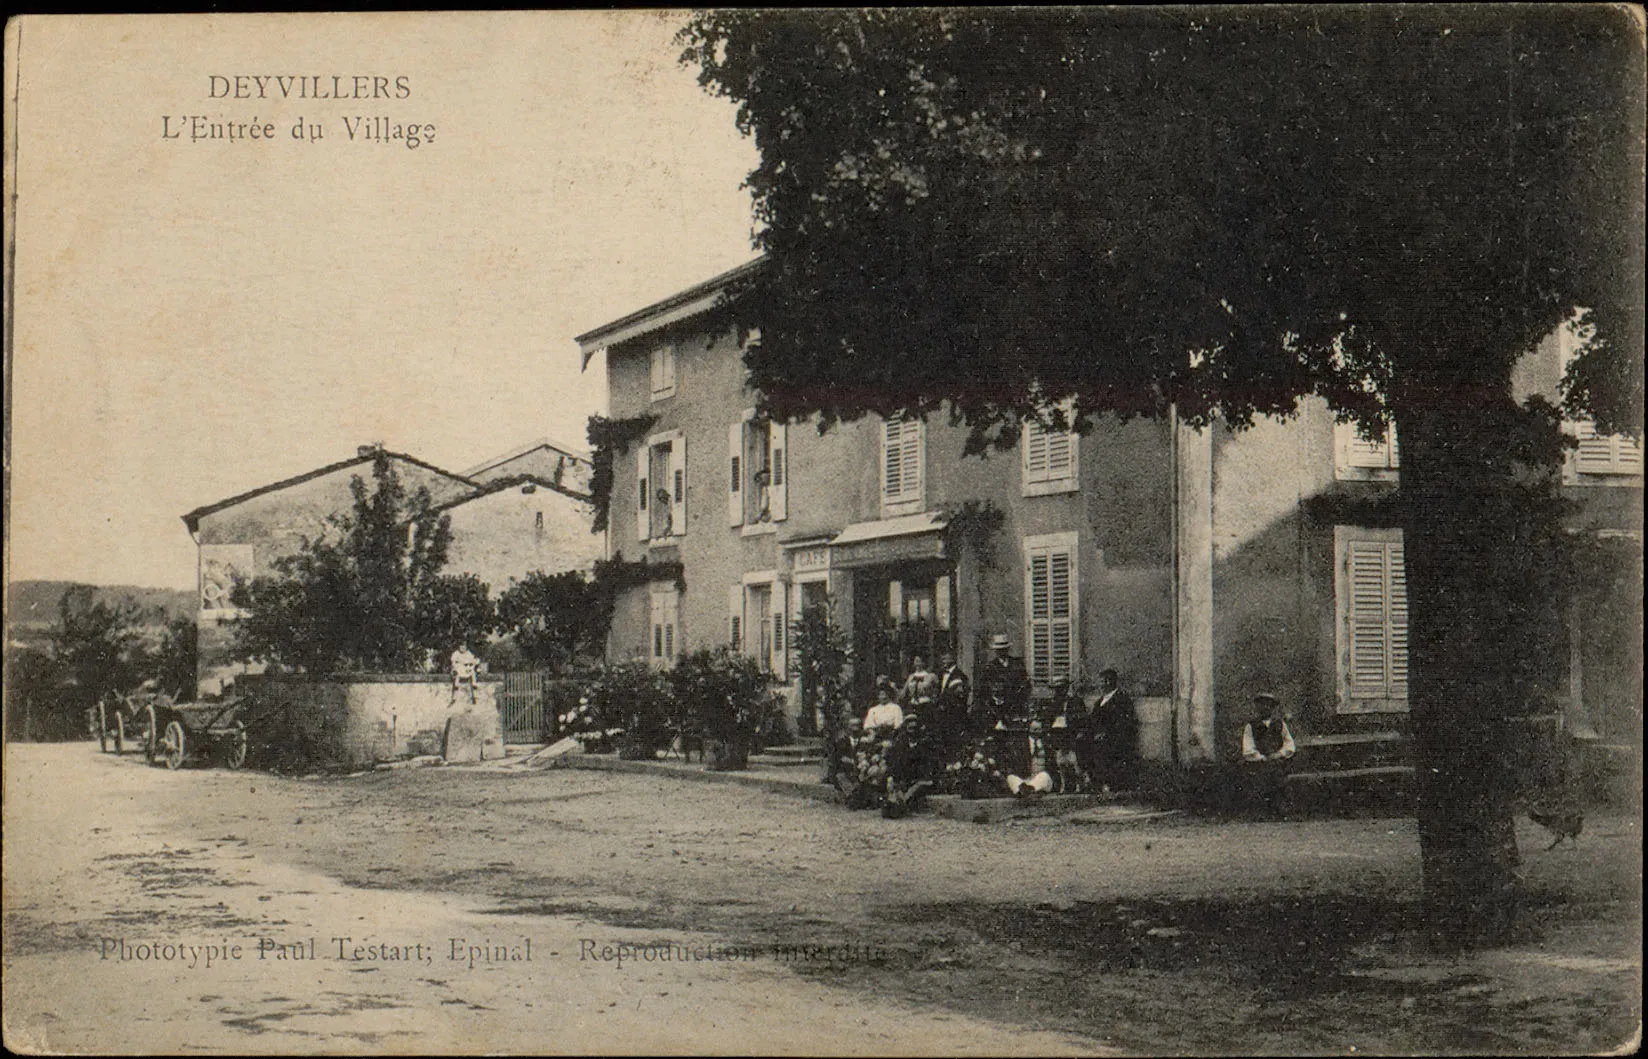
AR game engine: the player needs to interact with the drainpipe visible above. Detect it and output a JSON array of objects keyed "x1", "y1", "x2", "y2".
[{"x1": 1169, "y1": 405, "x2": 1181, "y2": 767}]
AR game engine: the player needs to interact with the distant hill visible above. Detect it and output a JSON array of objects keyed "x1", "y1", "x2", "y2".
[{"x1": 6, "y1": 581, "x2": 194, "y2": 650}]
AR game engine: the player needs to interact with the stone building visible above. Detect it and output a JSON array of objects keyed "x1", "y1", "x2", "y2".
[{"x1": 576, "y1": 260, "x2": 1642, "y2": 766}]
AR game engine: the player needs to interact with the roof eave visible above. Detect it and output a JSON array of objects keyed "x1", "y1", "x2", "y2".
[{"x1": 575, "y1": 256, "x2": 765, "y2": 371}]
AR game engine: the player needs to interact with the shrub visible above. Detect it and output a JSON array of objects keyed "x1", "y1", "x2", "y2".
[
  {"x1": 564, "y1": 662, "x2": 672, "y2": 755},
  {"x1": 669, "y1": 648, "x2": 783, "y2": 749}
]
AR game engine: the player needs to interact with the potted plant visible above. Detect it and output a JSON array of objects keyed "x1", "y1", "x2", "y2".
[{"x1": 669, "y1": 648, "x2": 781, "y2": 771}]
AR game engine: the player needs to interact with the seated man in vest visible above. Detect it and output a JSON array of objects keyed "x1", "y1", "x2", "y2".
[{"x1": 1240, "y1": 692, "x2": 1297, "y2": 813}]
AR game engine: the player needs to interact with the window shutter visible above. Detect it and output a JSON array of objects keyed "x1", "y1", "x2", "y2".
[
  {"x1": 728, "y1": 584, "x2": 744, "y2": 652},
  {"x1": 1345, "y1": 538, "x2": 1408, "y2": 704},
  {"x1": 901, "y1": 421, "x2": 922, "y2": 501},
  {"x1": 1345, "y1": 426, "x2": 1396, "y2": 469},
  {"x1": 635, "y1": 445, "x2": 650, "y2": 542},
  {"x1": 669, "y1": 436, "x2": 687, "y2": 535},
  {"x1": 1024, "y1": 421, "x2": 1050, "y2": 481},
  {"x1": 771, "y1": 579, "x2": 788, "y2": 681},
  {"x1": 662, "y1": 344, "x2": 675, "y2": 392},
  {"x1": 1388, "y1": 542, "x2": 1408, "y2": 699},
  {"x1": 1024, "y1": 536, "x2": 1078, "y2": 686},
  {"x1": 769, "y1": 422, "x2": 788, "y2": 522},
  {"x1": 883, "y1": 419, "x2": 904, "y2": 500},
  {"x1": 1347, "y1": 542, "x2": 1389, "y2": 697},
  {"x1": 728, "y1": 422, "x2": 744, "y2": 526},
  {"x1": 1575, "y1": 421, "x2": 1643, "y2": 475}
]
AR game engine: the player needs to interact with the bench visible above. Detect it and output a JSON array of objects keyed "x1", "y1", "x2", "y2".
[{"x1": 1295, "y1": 731, "x2": 1405, "y2": 749}]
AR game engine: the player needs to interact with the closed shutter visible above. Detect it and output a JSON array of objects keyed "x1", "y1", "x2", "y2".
[
  {"x1": 769, "y1": 422, "x2": 788, "y2": 522},
  {"x1": 1574, "y1": 421, "x2": 1644, "y2": 475},
  {"x1": 635, "y1": 445, "x2": 650, "y2": 542},
  {"x1": 669, "y1": 436, "x2": 687, "y2": 536},
  {"x1": 728, "y1": 422, "x2": 744, "y2": 526},
  {"x1": 1023, "y1": 409, "x2": 1078, "y2": 492},
  {"x1": 1340, "y1": 533, "x2": 1409, "y2": 710},
  {"x1": 1344, "y1": 424, "x2": 1398, "y2": 469},
  {"x1": 1024, "y1": 534, "x2": 1078, "y2": 687}
]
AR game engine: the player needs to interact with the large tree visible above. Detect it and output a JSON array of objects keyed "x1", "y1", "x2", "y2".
[
  {"x1": 232, "y1": 453, "x2": 494, "y2": 673},
  {"x1": 681, "y1": 7, "x2": 1644, "y2": 942}
]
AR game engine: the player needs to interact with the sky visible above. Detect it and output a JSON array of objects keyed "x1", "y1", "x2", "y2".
[{"x1": 5, "y1": 11, "x2": 759, "y2": 591}]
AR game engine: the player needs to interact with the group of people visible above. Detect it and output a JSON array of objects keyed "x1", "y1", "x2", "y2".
[{"x1": 833, "y1": 634, "x2": 1144, "y2": 816}]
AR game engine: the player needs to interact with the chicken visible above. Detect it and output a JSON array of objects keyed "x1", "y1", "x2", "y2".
[{"x1": 1528, "y1": 805, "x2": 1584, "y2": 850}]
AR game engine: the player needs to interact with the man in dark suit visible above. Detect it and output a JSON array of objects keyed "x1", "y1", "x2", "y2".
[
  {"x1": 973, "y1": 633, "x2": 1029, "y2": 734},
  {"x1": 1078, "y1": 667, "x2": 1139, "y2": 792}
]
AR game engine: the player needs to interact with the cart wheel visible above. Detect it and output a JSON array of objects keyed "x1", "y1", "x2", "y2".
[
  {"x1": 223, "y1": 723, "x2": 248, "y2": 770},
  {"x1": 143, "y1": 704, "x2": 160, "y2": 765},
  {"x1": 114, "y1": 711, "x2": 126, "y2": 756},
  {"x1": 159, "y1": 720, "x2": 186, "y2": 770},
  {"x1": 97, "y1": 700, "x2": 110, "y2": 753}
]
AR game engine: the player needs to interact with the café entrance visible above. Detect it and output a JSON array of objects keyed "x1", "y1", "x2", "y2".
[{"x1": 850, "y1": 559, "x2": 957, "y2": 702}]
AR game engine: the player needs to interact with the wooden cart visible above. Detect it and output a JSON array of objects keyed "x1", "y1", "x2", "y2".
[{"x1": 146, "y1": 698, "x2": 254, "y2": 770}]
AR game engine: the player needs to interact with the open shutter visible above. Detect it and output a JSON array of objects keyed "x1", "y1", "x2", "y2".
[
  {"x1": 669, "y1": 435, "x2": 687, "y2": 536},
  {"x1": 901, "y1": 421, "x2": 922, "y2": 502},
  {"x1": 771, "y1": 579, "x2": 788, "y2": 681},
  {"x1": 769, "y1": 422, "x2": 788, "y2": 522},
  {"x1": 635, "y1": 445, "x2": 650, "y2": 542},
  {"x1": 728, "y1": 422, "x2": 744, "y2": 526},
  {"x1": 882, "y1": 419, "x2": 904, "y2": 501},
  {"x1": 728, "y1": 584, "x2": 744, "y2": 652}
]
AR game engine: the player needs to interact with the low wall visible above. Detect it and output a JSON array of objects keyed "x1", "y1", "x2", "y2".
[{"x1": 255, "y1": 675, "x2": 503, "y2": 769}]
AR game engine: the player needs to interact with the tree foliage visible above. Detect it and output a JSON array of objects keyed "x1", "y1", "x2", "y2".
[
  {"x1": 5, "y1": 585, "x2": 181, "y2": 741},
  {"x1": 231, "y1": 453, "x2": 493, "y2": 674},
  {"x1": 682, "y1": 8, "x2": 1641, "y2": 446},
  {"x1": 681, "y1": 8, "x2": 1645, "y2": 943},
  {"x1": 496, "y1": 570, "x2": 612, "y2": 670}
]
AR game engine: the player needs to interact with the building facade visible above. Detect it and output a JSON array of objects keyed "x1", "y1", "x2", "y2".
[{"x1": 578, "y1": 263, "x2": 1642, "y2": 763}]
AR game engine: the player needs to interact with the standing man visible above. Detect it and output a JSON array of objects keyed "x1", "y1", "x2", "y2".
[
  {"x1": 973, "y1": 634, "x2": 1029, "y2": 734},
  {"x1": 933, "y1": 651, "x2": 972, "y2": 781},
  {"x1": 1092, "y1": 668, "x2": 1140, "y2": 792}
]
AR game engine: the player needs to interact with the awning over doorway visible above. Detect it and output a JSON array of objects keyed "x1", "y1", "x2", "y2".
[{"x1": 828, "y1": 511, "x2": 948, "y2": 569}]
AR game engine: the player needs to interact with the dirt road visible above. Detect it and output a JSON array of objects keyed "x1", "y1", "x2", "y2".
[{"x1": 4, "y1": 743, "x2": 1640, "y2": 1054}]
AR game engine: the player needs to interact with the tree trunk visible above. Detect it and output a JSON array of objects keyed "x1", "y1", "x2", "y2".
[{"x1": 1396, "y1": 386, "x2": 1565, "y2": 947}]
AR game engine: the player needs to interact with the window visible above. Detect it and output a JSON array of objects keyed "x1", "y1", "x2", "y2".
[
  {"x1": 1334, "y1": 526, "x2": 1409, "y2": 713},
  {"x1": 881, "y1": 415, "x2": 925, "y2": 515},
  {"x1": 1024, "y1": 532, "x2": 1079, "y2": 686},
  {"x1": 1022, "y1": 404, "x2": 1079, "y2": 495},
  {"x1": 648, "y1": 343, "x2": 676, "y2": 400},
  {"x1": 727, "y1": 416, "x2": 788, "y2": 526},
  {"x1": 1335, "y1": 420, "x2": 1399, "y2": 477},
  {"x1": 636, "y1": 431, "x2": 687, "y2": 541},
  {"x1": 1557, "y1": 319, "x2": 1641, "y2": 479},
  {"x1": 1571, "y1": 421, "x2": 1644, "y2": 476},
  {"x1": 650, "y1": 586, "x2": 679, "y2": 669},
  {"x1": 735, "y1": 576, "x2": 788, "y2": 680}
]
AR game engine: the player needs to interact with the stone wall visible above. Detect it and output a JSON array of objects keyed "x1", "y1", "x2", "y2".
[{"x1": 254, "y1": 675, "x2": 503, "y2": 768}]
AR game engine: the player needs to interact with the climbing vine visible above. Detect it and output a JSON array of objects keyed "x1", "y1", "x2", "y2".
[
  {"x1": 593, "y1": 551, "x2": 686, "y2": 596},
  {"x1": 586, "y1": 413, "x2": 657, "y2": 534},
  {"x1": 942, "y1": 499, "x2": 1006, "y2": 570}
]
